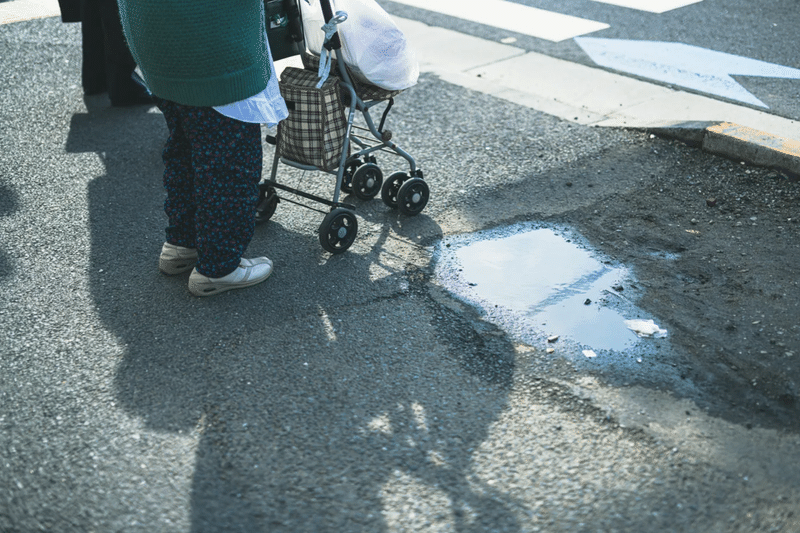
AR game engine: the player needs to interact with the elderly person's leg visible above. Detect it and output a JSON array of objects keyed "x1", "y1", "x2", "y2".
[
  {"x1": 156, "y1": 100, "x2": 272, "y2": 295},
  {"x1": 181, "y1": 107, "x2": 262, "y2": 277},
  {"x1": 177, "y1": 106, "x2": 272, "y2": 296},
  {"x1": 155, "y1": 99, "x2": 200, "y2": 275}
]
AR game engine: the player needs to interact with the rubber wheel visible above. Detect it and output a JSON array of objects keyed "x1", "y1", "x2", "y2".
[
  {"x1": 319, "y1": 208, "x2": 358, "y2": 254},
  {"x1": 351, "y1": 163, "x2": 383, "y2": 200},
  {"x1": 255, "y1": 184, "x2": 279, "y2": 223},
  {"x1": 341, "y1": 158, "x2": 362, "y2": 193},
  {"x1": 397, "y1": 178, "x2": 429, "y2": 216},
  {"x1": 381, "y1": 172, "x2": 406, "y2": 208}
]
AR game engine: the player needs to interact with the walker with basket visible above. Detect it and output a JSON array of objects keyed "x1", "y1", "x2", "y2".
[{"x1": 258, "y1": 0, "x2": 429, "y2": 254}]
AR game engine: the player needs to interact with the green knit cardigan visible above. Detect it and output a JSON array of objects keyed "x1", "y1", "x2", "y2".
[{"x1": 117, "y1": 0, "x2": 271, "y2": 107}]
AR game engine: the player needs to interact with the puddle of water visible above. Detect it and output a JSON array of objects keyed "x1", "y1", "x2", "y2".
[{"x1": 436, "y1": 224, "x2": 648, "y2": 352}]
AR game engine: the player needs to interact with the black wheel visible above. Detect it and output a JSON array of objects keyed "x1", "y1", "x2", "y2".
[
  {"x1": 397, "y1": 178, "x2": 429, "y2": 216},
  {"x1": 351, "y1": 163, "x2": 383, "y2": 200},
  {"x1": 255, "y1": 184, "x2": 279, "y2": 223},
  {"x1": 381, "y1": 172, "x2": 406, "y2": 208},
  {"x1": 319, "y1": 208, "x2": 358, "y2": 254},
  {"x1": 341, "y1": 158, "x2": 362, "y2": 193}
]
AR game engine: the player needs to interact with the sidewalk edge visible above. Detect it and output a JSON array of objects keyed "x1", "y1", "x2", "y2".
[{"x1": 645, "y1": 121, "x2": 800, "y2": 179}]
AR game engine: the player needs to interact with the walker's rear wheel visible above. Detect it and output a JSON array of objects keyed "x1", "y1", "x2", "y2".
[
  {"x1": 352, "y1": 163, "x2": 383, "y2": 200},
  {"x1": 381, "y1": 172, "x2": 406, "y2": 208},
  {"x1": 319, "y1": 208, "x2": 358, "y2": 254},
  {"x1": 255, "y1": 184, "x2": 279, "y2": 223},
  {"x1": 397, "y1": 178, "x2": 429, "y2": 216},
  {"x1": 341, "y1": 158, "x2": 362, "y2": 193}
]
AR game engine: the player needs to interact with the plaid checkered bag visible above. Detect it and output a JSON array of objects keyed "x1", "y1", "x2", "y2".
[{"x1": 277, "y1": 67, "x2": 348, "y2": 171}]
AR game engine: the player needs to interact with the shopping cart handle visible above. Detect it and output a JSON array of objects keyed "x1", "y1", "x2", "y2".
[{"x1": 318, "y1": 0, "x2": 342, "y2": 50}]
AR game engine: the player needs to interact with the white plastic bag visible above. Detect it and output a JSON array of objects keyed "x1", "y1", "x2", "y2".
[
  {"x1": 299, "y1": 0, "x2": 328, "y2": 61},
  {"x1": 301, "y1": 0, "x2": 419, "y2": 91},
  {"x1": 624, "y1": 319, "x2": 668, "y2": 338}
]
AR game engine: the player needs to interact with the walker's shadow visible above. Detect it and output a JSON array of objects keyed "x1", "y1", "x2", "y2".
[{"x1": 74, "y1": 106, "x2": 519, "y2": 532}]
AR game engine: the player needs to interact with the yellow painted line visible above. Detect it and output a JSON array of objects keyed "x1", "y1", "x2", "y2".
[
  {"x1": 707, "y1": 122, "x2": 800, "y2": 157},
  {"x1": 0, "y1": 0, "x2": 60, "y2": 25},
  {"x1": 704, "y1": 122, "x2": 800, "y2": 176}
]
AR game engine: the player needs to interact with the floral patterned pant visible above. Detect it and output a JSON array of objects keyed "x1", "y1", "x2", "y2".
[{"x1": 157, "y1": 98, "x2": 262, "y2": 278}]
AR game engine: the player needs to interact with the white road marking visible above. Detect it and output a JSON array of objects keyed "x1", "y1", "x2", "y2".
[
  {"x1": 0, "y1": 0, "x2": 60, "y2": 25},
  {"x1": 394, "y1": 17, "x2": 800, "y2": 141},
  {"x1": 385, "y1": 0, "x2": 609, "y2": 42},
  {"x1": 588, "y1": 0, "x2": 702, "y2": 14},
  {"x1": 576, "y1": 37, "x2": 800, "y2": 108}
]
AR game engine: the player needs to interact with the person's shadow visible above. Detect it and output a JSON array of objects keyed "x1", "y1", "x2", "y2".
[{"x1": 70, "y1": 100, "x2": 520, "y2": 532}]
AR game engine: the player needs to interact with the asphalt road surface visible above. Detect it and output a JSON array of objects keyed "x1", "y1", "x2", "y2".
[{"x1": 1, "y1": 6, "x2": 800, "y2": 533}]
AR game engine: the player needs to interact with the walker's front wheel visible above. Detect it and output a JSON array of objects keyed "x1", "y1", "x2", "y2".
[
  {"x1": 397, "y1": 178, "x2": 429, "y2": 216},
  {"x1": 381, "y1": 172, "x2": 406, "y2": 208},
  {"x1": 319, "y1": 208, "x2": 358, "y2": 254},
  {"x1": 352, "y1": 163, "x2": 383, "y2": 200}
]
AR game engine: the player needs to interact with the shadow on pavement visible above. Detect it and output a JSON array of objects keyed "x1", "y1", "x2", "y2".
[
  {"x1": 70, "y1": 102, "x2": 521, "y2": 531},
  {"x1": 0, "y1": 182, "x2": 18, "y2": 279}
]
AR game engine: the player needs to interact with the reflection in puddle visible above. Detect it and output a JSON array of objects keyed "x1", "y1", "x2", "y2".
[{"x1": 436, "y1": 224, "x2": 646, "y2": 352}]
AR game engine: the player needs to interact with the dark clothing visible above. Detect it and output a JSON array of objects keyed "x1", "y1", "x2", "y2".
[
  {"x1": 80, "y1": 0, "x2": 137, "y2": 100},
  {"x1": 59, "y1": 0, "x2": 149, "y2": 105},
  {"x1": 57, "y1": 0, "x2": 81, "y2": 22},
  {"x1": 157, "y1": 99, "x2": 263, "y2": 278}
]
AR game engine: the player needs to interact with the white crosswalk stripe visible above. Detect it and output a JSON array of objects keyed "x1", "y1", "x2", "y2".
[
  {"x1": 588, "y1": 0, "x2": 702, "y2": 14},
  {"x1": 385, "y1": 0, "x2": 609, "y2": 42}
]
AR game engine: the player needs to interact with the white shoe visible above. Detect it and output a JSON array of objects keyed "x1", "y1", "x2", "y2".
[
  {"x1": 159, "y1": 242, "x2": 198, "y2": 275},
  {"x1": 188, "y1": 257, "x2": 273, "y2": 297}
]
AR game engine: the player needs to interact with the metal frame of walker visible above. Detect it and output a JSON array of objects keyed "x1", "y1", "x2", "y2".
[{"x1": 256, "y1": 0, "x2": 429, "y2": 254}]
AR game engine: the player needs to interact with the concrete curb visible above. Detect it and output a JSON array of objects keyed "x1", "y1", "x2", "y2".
[
  {"x1": 0, "y1": 0, "x2": 60, "y2": 25},
  {"x1": 648, "y1": 121, "x2": 800, "y2": 179}
]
